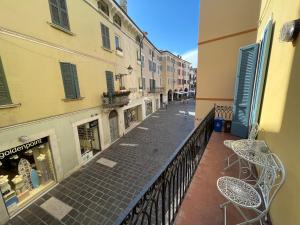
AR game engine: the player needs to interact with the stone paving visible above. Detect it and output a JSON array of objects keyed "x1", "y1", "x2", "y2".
[{"x1": 6, "y1": 101, "x2": 196, "y2": 225}]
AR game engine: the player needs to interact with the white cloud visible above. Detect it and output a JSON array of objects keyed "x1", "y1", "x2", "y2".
[{"x1": 182, "y1": 48, "x2": 198, "y2": 68}]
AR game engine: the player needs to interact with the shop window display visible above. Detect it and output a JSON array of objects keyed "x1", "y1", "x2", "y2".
[
  {"x1": 145, "y1": 100, "x2": 153, "y2": 116},
  {"x1": 0, "y1": 137, "x2": 55, "y2": 215},
  {"x1": 77, "y1": 120, "x2": 101, "y2": 162},
  {"x1": 124, "y1": 107, "x2": 139, "y2": 129}
]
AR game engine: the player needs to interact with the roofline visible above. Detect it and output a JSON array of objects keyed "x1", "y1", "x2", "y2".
[
  {"x1": 112, "y1": 1, "x2": 161, "y2": 53},
  {"x1": 160, "y1": 50, "x2": 192, "y2": 64}
]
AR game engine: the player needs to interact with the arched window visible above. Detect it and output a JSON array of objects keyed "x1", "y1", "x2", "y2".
[
  {"x1": 113, "y1": 14, "x2": 122, "y2": 27},
  {"x1": 98, "y1": 0, "x2": 109, "y2": 16}
]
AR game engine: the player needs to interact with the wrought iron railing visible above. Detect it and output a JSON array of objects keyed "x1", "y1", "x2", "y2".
[{"x1": 113, "y1": 108, "x2": 215, "y2": 225}]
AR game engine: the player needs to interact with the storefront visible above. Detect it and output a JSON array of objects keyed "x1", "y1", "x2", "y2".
[
  {"x1": 124, "y1": 106, "x2": 140, "y2": 129},
  {"x1": 0, "y1": 137, "x2": 56, "y2": 216},
  {"x1": 145, "y1": 100, "x2": 153, "y2": 116},
  {"x1": 77, "y1": 120, "x2": 101, "y2": 163}
]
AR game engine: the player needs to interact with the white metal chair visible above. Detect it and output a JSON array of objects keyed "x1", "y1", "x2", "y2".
[
  {"x1": 224, "y1": 123, "x2": 259, "y2": 172},
  {"x1": 217, "y1": 153, "x2": 285, "y2": 225}
]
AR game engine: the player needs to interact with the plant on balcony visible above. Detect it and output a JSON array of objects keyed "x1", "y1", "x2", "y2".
[{"x1": 102, "y1": 90, "x2": 131, "y2": 97}]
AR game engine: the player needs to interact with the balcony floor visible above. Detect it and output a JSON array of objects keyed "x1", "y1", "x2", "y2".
[{"x1": 174, "y1": 132, "x2": 261, "y2": 225}]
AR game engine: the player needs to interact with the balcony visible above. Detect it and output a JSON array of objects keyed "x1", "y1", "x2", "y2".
[
  {"x1": 147, "y1": 87, "x2": 164, "y2": 94},
  {"x1": 102, "y1": 90, "x2": 130, "y2": 108}
]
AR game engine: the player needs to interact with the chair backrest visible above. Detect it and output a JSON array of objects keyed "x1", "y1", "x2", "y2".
[
  {"x1": 257, "y1": 153, "x2": 285, "y2": 211},
  {"x1": 248, "y1": 122, "x2": 259, "y2": 140}
]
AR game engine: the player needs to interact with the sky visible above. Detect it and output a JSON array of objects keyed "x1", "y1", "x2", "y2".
[{"x1": 127, "y1": 0, "x2": 200, "y2": 67}]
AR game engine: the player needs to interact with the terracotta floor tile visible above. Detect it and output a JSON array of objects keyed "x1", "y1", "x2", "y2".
[{"x1": 174, "y1": 132, "x2": 260, "y2": 225}]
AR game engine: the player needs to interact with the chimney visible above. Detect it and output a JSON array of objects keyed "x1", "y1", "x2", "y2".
[{"x1": 120, "y1": 0, "x2": 128, "y2": 13}]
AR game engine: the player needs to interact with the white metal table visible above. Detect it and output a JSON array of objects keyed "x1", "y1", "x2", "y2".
[{"x1": 231, "y1": 139, "x2": 270, "y2": 181}]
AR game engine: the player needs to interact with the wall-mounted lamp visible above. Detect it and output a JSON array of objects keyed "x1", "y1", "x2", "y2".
[
  {"x1": 280, "y1": 19, "x2": 300, "y2": 42},
  {"x1": 115, "y1": 65, "x2": 133, "y2": 88}
]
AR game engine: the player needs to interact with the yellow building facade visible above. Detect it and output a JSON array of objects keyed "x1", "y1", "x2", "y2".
[
  {"x1": 256, "y1": 0, "x2": 300, "y2": 224},
  {"x1": 0, "y1": 0, "x2": 169, "y2": 222},
  {"x1": 196, "y1": 0, "x2": 261, "y2": 121}
]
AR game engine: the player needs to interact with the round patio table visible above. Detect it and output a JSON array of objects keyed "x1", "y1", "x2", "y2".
[{"x1": 231, "y1": 140, "x2": 269, "y2": 167}]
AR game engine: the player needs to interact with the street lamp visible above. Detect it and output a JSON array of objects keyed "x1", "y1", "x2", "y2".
[{"x1": 115, "y1": 65, "x2": 133, "y2": 89}]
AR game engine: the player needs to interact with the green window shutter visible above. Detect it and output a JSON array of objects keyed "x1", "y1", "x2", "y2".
[
  {"x1": 0, "y1": 57, "x2": 12, "y2": 105},
  {"x1": 49, "y1": 0, "x2": 70, "y2": 30},
  {"x1": 231, "y1": 43, "x2": 259, "y2": 138},
  {"x1": 70, "y1": 64, "x2": 80, "y2": 98},
  {"x1": 250, "y1": 20, "x2": 273, "y2": 124},
  {"x1": 142, "y1": 77, "x2": 145, "y2": 90},
  {"x1": 60, "y1": 62, "x2": 76, "y2": 99},
  {"x1": 101, "y1": 24, "x2": 110, "y2": 49},
  {"x1": 105, "y1": 71, "x2": 115, "y2": 94}
]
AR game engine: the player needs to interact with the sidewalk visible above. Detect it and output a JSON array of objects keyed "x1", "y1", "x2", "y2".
[{"x1": 6, "y1": 101, "x2": 196, "y2": 225}]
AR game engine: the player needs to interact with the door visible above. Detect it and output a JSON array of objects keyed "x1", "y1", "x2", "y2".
[
  {"x1": 231, "y1": 43, "x2": 259, "y2": 138},
  {"x1": 250, "y1": 20, "x2": 273, "y2": 124},
  {"x1": 109, "y1": 110, "x2": 119, "y2": 142}
]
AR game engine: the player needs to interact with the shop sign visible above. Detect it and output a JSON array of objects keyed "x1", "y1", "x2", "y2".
[{"x1": 0, "y1": 137, "x2": 48, "y2": 160}]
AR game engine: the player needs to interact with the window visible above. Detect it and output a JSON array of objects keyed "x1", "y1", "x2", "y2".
[
  {"x1": 178, "y1": 69, "x2": 180, "y2": 75},
  {"x1": 149, "y1": 49, "x2": 152, "y2": 55},
  {"x1": 49, "y1": 0, "x2": 70, "y2": 30},
  {"x1": 153, "y1": 62, "x2": 156, "y2": 72},
  {"x1": 0, "y1": 57, "x2": 12, "y2": 105},
  {"x1": 98, "y1": 0, "x2": 109, "y2": 16},
  {"x1": 137, "y1": 50, "x2": 141, "y2": 61},
  {"x1": 148, "y1": 60, "x2": 152, "y2": 71},
  {"x1": 139, "y1": 77, "x2": 145, "y2": 89},
  {"x1": 101, "y1": 23, "x2": 110, "y2": 49},
  {"x1": 178, "y1": 79, "x2": 181, "y2": 84},
  {"x1": 141, "y1": 55, "x2": 144, "y2": 67},
  {"x1": 167, "y1": 56, "x2": 170, "y2": 62},
  {"x1": 60, "y1": 62, "x2": 81, "y2": 99},
  {"x1": 115, "y1": 36, "x2": 122, "y2": 51},
  {"x1": 113, "y1": 14, "x2": 122, "y2": 27}
]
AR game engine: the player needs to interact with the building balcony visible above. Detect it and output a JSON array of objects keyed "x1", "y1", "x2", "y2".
[
  {"x1": 147, "y1": 87, "x2": 164, "y2": 94},
  {"x1": 101, "y1": 91, "x2": 130, "y2": 108}
]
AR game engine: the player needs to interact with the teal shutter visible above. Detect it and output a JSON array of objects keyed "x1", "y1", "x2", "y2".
[
  {"x1": 0, "y1": 57, "x2": 12, "y2": 105},
  {"x1": 70, "y1": 64, "x2": 80, "y2": 98},
  {"x1": 231, "y1": 43, "x2": 259, "y2": 138},
  {"x1": 250, "y1": 20, "x2": 273, "y2": 124},
  {"x1": 105, "y1": 71, "x2": 115, "y2": 94},
  {"x1": 49, "y1": 0, "x2": 70, "y2": 30},
  {"x1": 60, "y1": 62, "x2": 76, "y2": 99}
]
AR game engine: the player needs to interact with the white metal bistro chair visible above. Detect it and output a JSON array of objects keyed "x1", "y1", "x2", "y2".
[
  {"x1": 217, "y1": 153, "x2": 285, "y2": 225},
  {"x1": 224, "y1": 123, "x2": 260, "y2": 172}
]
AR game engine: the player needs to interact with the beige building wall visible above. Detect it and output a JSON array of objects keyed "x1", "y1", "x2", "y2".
[{"x1": 196, "y1": 0, "x2": 261, "y2": 120}]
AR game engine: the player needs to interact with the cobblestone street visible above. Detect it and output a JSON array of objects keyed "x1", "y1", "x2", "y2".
[{"x1": 7, "y1": 101, "x2": 196, "y2": 225}]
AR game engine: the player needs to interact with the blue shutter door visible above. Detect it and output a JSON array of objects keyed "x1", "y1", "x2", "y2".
[
  {"x1": 231, "y1": 43, "x2": 259, "y2": 138},
  {"x1": 250, "y1": 20, "x2": 273, "y2": 124}
]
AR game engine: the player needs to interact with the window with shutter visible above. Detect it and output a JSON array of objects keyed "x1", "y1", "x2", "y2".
[
  {"x1": 0, "y1": 57, "x2": 12, "y2": 105},
  {"x1": 48, "y1": 0, "x2": 70, "y2": 30},
  {"x1": 250, "y1": 19, "x2": 273, "y2": 124},
  {"x1": 101, "y1": 24, "x2": 111, "y2": 49},
  {"x1": 60, "y1": 62, "x2": 80, "y2": 99},
  {"x1": 231, "y1": 43, "x2": 259, "y2": 138},
  {"x1": 105, "y1": 71, "x2": 115, "y2": 95}
]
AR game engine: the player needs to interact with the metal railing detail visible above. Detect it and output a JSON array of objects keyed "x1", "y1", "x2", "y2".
[{"x1": 113, "y1": 108, "x2": 215, "y2": 225}]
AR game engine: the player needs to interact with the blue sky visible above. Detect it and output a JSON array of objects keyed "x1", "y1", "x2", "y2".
[{"x1": 127, "y1": 0, "x2": 200, "y2": 67}]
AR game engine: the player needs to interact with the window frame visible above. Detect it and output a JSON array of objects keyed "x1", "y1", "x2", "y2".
[
  {"x1": 60, "y1": 62, "x2": 81, "y2": 99},
  {"x1": 113, "y1": 14, "x2": 122, "y2": 27},
  {"x1": 98, "y1": 0, "x2": 109, "y2": 17},
  {"x1": 48, "y1": 0, "x2": 70, "y2": 30},
  {"x1": 101, "y1": 23, "x2": 111, "y2": 50}
]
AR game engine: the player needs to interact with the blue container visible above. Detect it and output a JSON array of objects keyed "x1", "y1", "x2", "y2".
[{"x1": 214, "y1": 118, "x2": 223, "y2": 132}]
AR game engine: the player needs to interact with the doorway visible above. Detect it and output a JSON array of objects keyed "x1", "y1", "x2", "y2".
[{"x1": 109, "y1": 110, "x2": 119, "y2": 142}]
